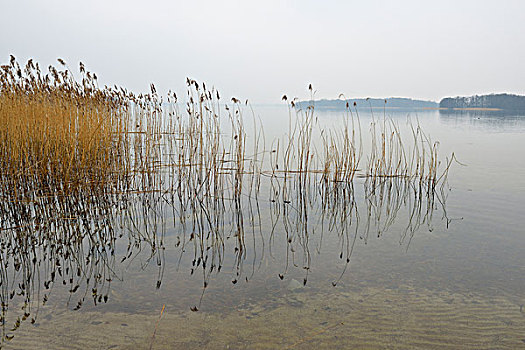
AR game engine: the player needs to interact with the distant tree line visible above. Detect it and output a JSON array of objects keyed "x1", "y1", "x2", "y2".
[
  {"x1": 295, "y1": 98, "x2": 438, "y2": 110},
  {"x1": 439, "y1": 94, "x2": 525, "y2": 110}
]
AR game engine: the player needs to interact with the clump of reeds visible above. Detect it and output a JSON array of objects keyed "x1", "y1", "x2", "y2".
[{"x1": 0, "y1": 56, "x2": 129, "y2": 194}]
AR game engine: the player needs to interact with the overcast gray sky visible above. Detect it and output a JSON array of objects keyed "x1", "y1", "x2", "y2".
[{"x1": 2, "y1": 0, "x2": 524, "y2": 103}]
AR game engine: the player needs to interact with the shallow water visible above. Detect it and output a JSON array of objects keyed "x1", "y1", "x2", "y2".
[{"x1": 2, "y1": 107, "x2": 525, "y2": 349}]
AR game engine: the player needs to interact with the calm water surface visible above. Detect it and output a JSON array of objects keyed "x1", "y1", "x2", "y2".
[{"x1": 3, "y1": 107, "x2": 525, "y2": 349}]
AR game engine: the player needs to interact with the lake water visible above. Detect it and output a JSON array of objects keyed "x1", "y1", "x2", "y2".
[{"x1": 2, "y1": 106, "x2": 525, "y2": 349}]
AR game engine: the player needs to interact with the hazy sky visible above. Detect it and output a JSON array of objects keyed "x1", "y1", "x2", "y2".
[{"x1": 2, "y1": 0, "x2": 524, "y2": 103}]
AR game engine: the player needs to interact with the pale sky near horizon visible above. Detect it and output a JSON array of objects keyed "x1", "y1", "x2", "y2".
[{"x1": 1, "y1": 0, "x2": 524, "y2": 103}]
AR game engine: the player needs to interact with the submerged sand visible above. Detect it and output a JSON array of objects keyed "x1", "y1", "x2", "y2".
[{"x1": 5, "y1": 283, "x2": 524, "y2": 349}]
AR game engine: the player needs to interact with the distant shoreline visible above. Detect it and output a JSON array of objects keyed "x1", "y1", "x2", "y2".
[
  {"x1": 295, "y1": 106, "x2": 504, "y2": 112},
  {"x1": 295, "y1": 94, "x2": 525, "y2": 112},
  {"x1": 425, "y1": 107, "x2": 502, "y2": 111}
]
